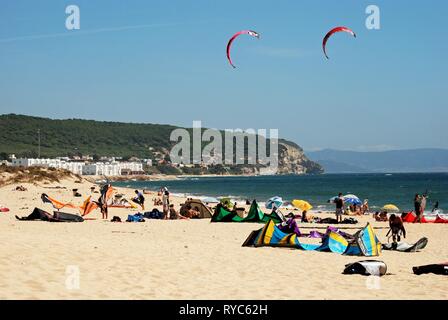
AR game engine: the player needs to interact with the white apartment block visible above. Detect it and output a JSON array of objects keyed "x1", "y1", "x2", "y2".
[
  {"x1": 11, "y1": 158, "x2": 85, "y2": 175},
  {"x1": 81, "y1": 162, "x2": 143, "y2": 176},
  {"x1": 11, "y1": 158, "x2": 143, "y2": 176}
]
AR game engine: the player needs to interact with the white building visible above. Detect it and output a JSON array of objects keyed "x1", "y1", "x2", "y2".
[
  {"x1": 81, "y1": 162, "x2": 143, "y2": 176},
  {"x1": 11, "y1": 158, "x2": 85, "y2": 175},
  {"x1": 11, "y1": 158, "x2": 144, "y2": 176}
]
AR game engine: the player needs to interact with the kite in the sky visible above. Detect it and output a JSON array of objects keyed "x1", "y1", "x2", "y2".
[
  {"x1": 226, "y1": 30, "x2": 260, "y2": 68},
  {"x1": 322, "y1": 26, "x2": 356, "y2": 59}
]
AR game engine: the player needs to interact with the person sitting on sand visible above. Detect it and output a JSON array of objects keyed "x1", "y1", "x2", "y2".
[
  {"x1": 182, "y1": 205, "x2": 200, "y2": 219},
  {"x1": 169, "y1": 204, "x2": 189, "y2": 220},
  {"x1": 349, "y1": 204, "x2": 355, "y2": 213},
  {"x1": 344, "y1": 207, "x2": 351, "y2": 216},
  {"x1": 132, "y1": 190, "x2": 145, "y2": 210},
  {"x1": 374, "y1": 211, "x2": 388, "y2": 222},
  {"x1": 153, "y1": 198, "x2": 162, "y2": 206},
  {"x1": 301, "y1": 210, "x2": 309, "y2": 223}
]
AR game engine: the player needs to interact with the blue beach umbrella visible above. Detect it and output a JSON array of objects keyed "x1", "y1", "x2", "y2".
[
  {"x1": 343, "y1": 194, "x2": 362, "y2": 205},
  {"x1": 266, "y1": 196, "x2": 283, "y2": 209}
]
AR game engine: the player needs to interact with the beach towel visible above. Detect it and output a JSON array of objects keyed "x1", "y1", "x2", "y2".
[{"x1": 343, "y1": 260, "x2": 387, "y2": 276}]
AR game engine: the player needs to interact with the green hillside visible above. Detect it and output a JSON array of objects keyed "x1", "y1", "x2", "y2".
[
  {"x1": 0, "y1": 114, "x2": 323, "y2": 174},
  {"x1": 0, "y1": 114, "x2": 178, "y2": 158}
]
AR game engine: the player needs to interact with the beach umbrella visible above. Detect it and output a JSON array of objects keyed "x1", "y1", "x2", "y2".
[
  {"x1": 292, "y1": 199, "x2": 313, "y2": 211},
  {"x1": 266, "y1": 196, "x2": 283, "y2": 209},
  {"x1": 343, "y1": 194, "x2": 362, "y2": 205},
  {"x1": 202, "y1": 197, "x2": 219, "y2": 203},
  {"x1": 220, "y1": 197, "x2": 233, "y2": 208},
  {"x1": 381, "y1": 204, "x2": 400, "y2": 213}
]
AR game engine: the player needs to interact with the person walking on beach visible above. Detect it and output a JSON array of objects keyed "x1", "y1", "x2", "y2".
[
  {"x1": 335, "y1": 193, "x2": 344, "y2": 223},
  {"x1": 414, "y1": 194, "x2": 422, "y2": 223}
]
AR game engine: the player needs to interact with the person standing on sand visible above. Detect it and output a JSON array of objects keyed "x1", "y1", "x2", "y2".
[
  {"x1": 335, "y1": 193, "x2": 344, "y2": 223},
  {"x1": 362, "y1": 199, "x2": 369, "y2": 215},
  {"x1": 420, "y1": 193, "x2": 427, "y2": 216},
  {"x1": 432, "y1": 201, "x2": 439, "y2": 212},
  {"x1": 162, "y1": 187, "x2": 170, "y2": 219},
  {"x1": 414, "y1": 194, "x2": 422, "y2": 223}
]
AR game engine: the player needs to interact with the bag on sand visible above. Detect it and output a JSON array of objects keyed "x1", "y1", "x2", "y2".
[
  {"x1": 111, "y1": 216, "x2": 122, "y2": 222},
  {"x1": 126, "y1": 213, "x2": 145, "y2": 222},
  {"x1": 343, "y1": 260, "x2": 387, "y2": 276}
]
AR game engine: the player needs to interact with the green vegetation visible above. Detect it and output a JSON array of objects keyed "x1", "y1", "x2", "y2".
[{"x1": 0, "y1": 114, "x2": 323, "y2": 174}]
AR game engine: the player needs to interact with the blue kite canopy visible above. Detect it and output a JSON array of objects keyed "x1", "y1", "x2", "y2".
[{"x1": 242, "y1": 220, "x2": 381, "y2": 257}]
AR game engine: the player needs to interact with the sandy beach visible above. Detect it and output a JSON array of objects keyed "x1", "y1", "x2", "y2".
[{"x1": 0, "y1": 176, "x2": 447, "y2": 300}]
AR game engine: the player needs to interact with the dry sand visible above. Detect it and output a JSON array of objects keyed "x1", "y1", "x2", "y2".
[{"x1": 0, "y1": 177, "x2": 447, "y2": 300}]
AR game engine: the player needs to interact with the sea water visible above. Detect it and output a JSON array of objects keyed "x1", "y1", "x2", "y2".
[{"x1": 115, "y1": 173, "x2": 448, "y2": 212}]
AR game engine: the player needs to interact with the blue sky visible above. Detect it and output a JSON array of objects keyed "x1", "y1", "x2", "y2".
[{"x1": 0, "y1": 0, "x2": 446, "y2": 151}]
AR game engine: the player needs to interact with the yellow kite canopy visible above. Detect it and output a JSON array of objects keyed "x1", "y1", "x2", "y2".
[
  {"x1": 292, "y1": 199, "x2": 313, "y2": 211},
  {"x1": 381, "y1": 204, "x2": 399, "y2": 212}
]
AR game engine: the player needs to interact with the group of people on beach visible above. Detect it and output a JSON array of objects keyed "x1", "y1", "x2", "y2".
[
  {"x1": 333, "y1": 193, "x2": 369, "y2": 223},
  {"x1": 133, "y1": 187, "x2": 202, "y2": 220}
]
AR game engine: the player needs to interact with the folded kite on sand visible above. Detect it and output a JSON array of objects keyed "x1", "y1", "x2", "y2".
[
  {"x1": 402, "y1": 211, "x2": 448, "y2": 223},
  {"x1": 243, "y1": 220, "x2": 382, "y2": 257},
  {"x1": 15, "y1": 207, "x2": 84, "y2": 222},
  {"x1": 413, "y1": 263, "x2": 448, "y2": 276},
  {"x1": 343, "y1": 260, "x2": 387, "y2": 276},
  {"x1": 382, "y1": 237, "x2": 428, "y2": 252}
]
